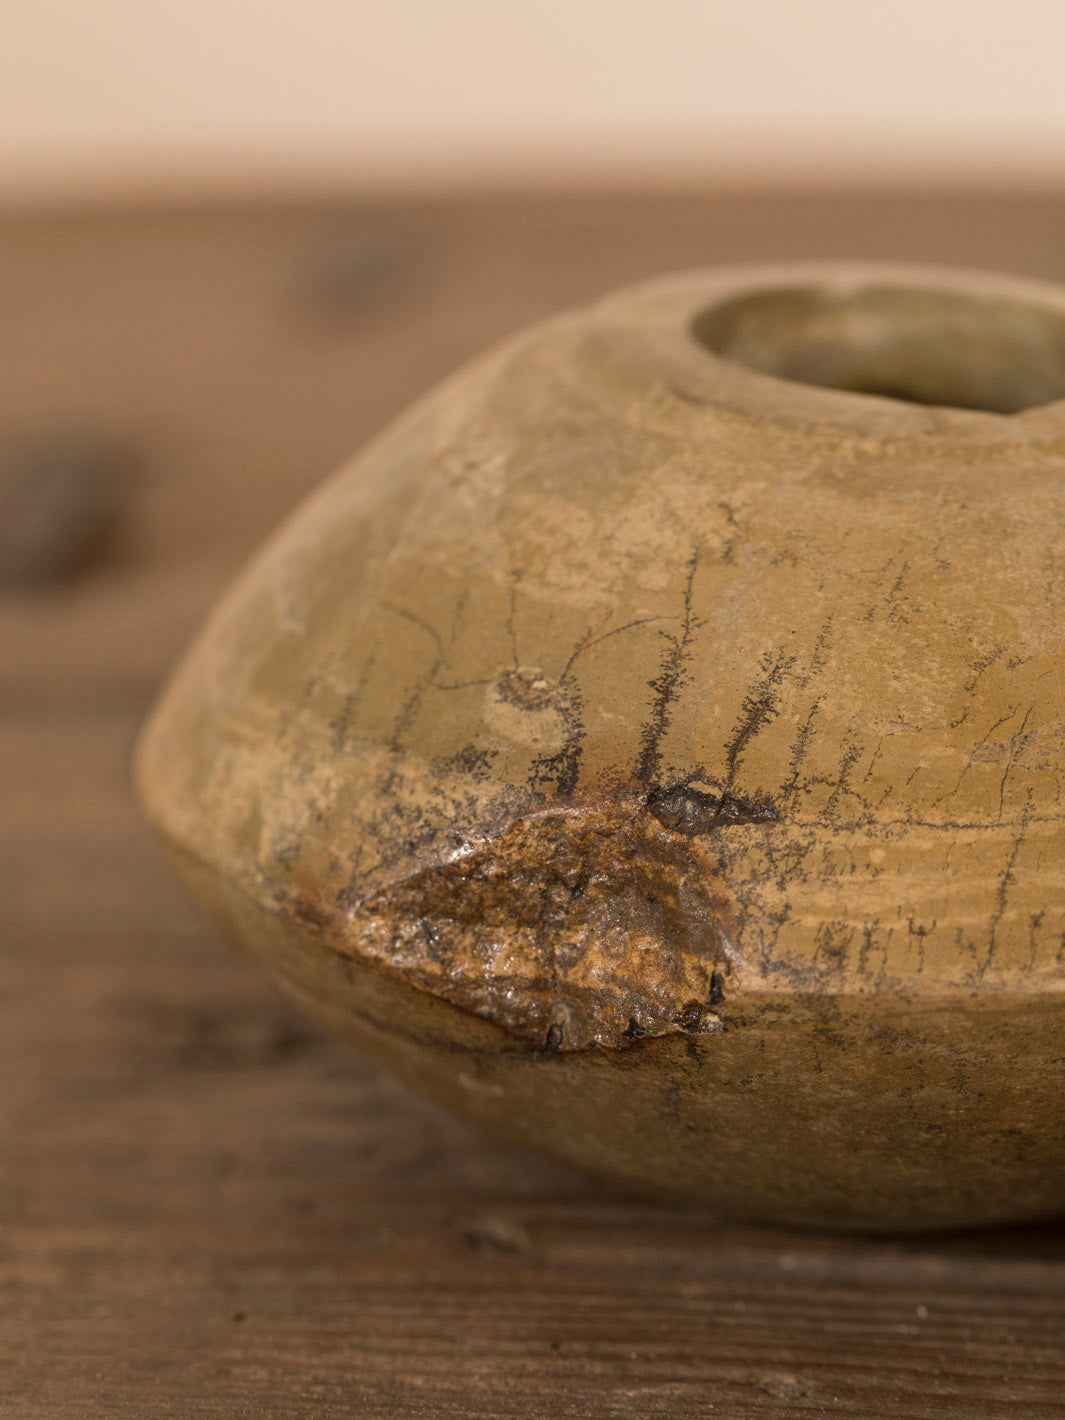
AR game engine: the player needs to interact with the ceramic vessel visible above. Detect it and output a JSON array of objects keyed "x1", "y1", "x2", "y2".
[{"x1": 137, "y1": 262, "x2": 1065, "y2": 1228}]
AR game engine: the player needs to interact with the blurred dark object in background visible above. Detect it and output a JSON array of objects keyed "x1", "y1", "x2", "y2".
[{"x1": 0, "y1": 436, "x2": 131, "y2": 592}]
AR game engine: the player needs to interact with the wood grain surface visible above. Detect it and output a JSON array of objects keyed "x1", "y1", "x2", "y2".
[{"x1": 4, "y1": 192, "x2": 1065, "y2": 1418}]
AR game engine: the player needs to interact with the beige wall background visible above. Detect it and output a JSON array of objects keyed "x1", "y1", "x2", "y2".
[{"x1": 3, "y1": 0, "x2": 1064, "y2": 201}]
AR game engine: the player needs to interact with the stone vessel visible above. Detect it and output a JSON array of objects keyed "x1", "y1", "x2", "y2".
[{"x1": 136, "y1": 262, "x2": 1065, "y2": 1228}]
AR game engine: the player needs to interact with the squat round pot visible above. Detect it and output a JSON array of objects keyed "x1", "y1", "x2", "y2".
[{"x1": 136, "y1": 261, "x2": 1065, "y2": 1229}]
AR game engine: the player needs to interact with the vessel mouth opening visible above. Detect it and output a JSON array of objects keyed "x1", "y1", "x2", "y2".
[{"x1": 692, "y1": 284, "x2": 1065, "y2": 415}]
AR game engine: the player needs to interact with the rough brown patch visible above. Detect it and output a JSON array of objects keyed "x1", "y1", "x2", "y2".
[{"x1": 303, "y1": 793, "x2": 738, "y2": 1050}]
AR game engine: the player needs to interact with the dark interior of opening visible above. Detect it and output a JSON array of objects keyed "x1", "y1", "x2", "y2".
[{"x1": 692, "y1": 284, "x2": 1065, "y2": 414}]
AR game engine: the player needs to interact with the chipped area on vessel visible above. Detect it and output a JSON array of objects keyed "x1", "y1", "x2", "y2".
[{"x1": 287, "y1": 789, "x2": 742, "y2": 1051}]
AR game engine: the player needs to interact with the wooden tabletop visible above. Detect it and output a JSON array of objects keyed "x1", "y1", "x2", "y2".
[{"x1": 4, "y1": 192, "x2": 1065, "y2": 1418}]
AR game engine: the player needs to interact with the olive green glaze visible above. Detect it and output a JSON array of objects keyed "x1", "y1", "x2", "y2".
[{"x1": 137, "y1": 262, "x2": 1065, "y2": 1228}]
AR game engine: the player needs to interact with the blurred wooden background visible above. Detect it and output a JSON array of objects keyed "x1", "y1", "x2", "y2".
[{"x1": 4, "y1": 193, "x2": 1065, "y2": 1418}]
